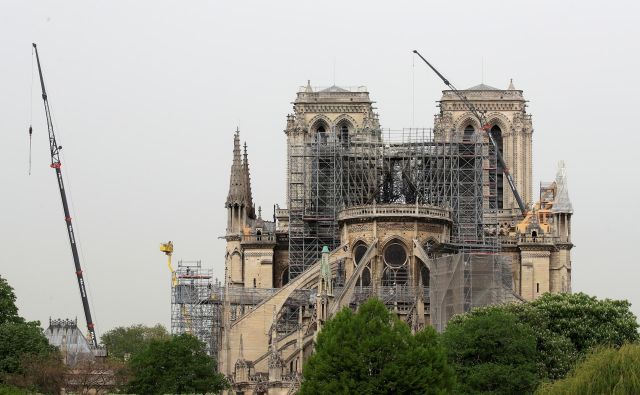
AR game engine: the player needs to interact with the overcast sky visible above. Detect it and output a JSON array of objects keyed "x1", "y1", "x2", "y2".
[{"x1": 2, "y1": 1, "x2": 639, "y2": 340}]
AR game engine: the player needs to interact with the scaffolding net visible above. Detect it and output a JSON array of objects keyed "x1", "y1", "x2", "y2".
[{"x1": 429, "y1": 253, "x2": 513, "y2": 332}]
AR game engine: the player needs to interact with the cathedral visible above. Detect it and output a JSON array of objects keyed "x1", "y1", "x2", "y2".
[{"x1": 216, "y1": 81, "x2": 573, "y2": 394}]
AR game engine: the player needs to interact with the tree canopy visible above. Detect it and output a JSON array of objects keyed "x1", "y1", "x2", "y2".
[
  {"x1": 444, "y1": 309, "x2": 539, "y2": 395},
  {"x1": 125, "y1": 333, "x2": 227, "y2": 394},
  {"x1": 100, "y1": 323, "x2": 169, "y2": 361},
  {"x1": 0, "y1": 275, "x2": 64, "y2": 394},
  {"x1": 0, "y1": 277, "x2": 21, "y2": 326},
  {"x1": 456, "y1": 292, "x2": 640, "y2": 381},
  {"x1": 300, "y1": 298, "x2": 454, "y2": 395},
  {"x1": 536, "y1": 344, "x2": 640, "y2": 395}
]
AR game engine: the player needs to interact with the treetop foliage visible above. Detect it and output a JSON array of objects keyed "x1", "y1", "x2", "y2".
[
  {"x1": 300, "y1": 298, "x2": 454, "y2": 395},
  {"x1": 0, "y1": 276, "x2": 22, "y2": 326},
  {"x1": 444, "y1": 309, "x2": 539, "y2": 395},
  {"x1": 100, "y1": 323, "x2": 169, "y2": 361},
  {"x1": 536, "y1": 344, "x2": 640, "y2": 395},
  {"x1": 125, "y1": 333, "x2": 227, "y2": 395}
]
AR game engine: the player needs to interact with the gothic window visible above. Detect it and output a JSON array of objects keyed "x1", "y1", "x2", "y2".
[
  {"x1": 381, "y1": 240, "x2": 409, "y2": 286},
  {"x1": 420, "y1": 264, "x2": 430, "y2": 287},
  {"x1": 353, "y1": 242, "x2": 368, "y2": 265},
  {"x1": 463, "y1": 125, "x2": 475, "y2": 142},
  {"x1": 281, "y1": 268, "x2": 289, "y2": 286},
  {"x1": 490, "y1": 125, "x2": 504, "y2": 209},
  {"x1": 361, "y1": 267, "x2": 371, "y2": 286},
  {"x1": 315, "y1": 125, "x2": 328, "y2": 144},
  {"x1": 339, "y1": 123, "x2": 349, "y2": 147}
]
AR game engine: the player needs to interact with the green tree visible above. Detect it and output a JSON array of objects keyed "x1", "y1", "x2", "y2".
[
  {"x1": 458, "y1": 293, "x2": 639, "y2": 381},
  {"x1": 300, "y1": 298, "x2": 454, "y2": 395},
  {"x1": 126, "y1": 334, "x2": 227, "y2": 394},
  {"x1": 528, "y1": 292, "x2": 639, "y2": 353},
  {"x1": 0, "y1": 275, "x2": 64, "y2": 394},
  {"x1": 0, "y1": 321, "x2": 54, "y2": 375},
  {"x1": 444, "y1": 309, "x2": 539, "y2": 395},
  {"x1": 0, "y1": 277, "x2": 21, "y2": 325},
  {"x1": 460, "y1": 303, "x2": 577, "y2": 380},
  {"x1": 536, "y1": 344, "x2": 640, "y2": 395},
  {"x1": 100, "y1": 323, "x2": 169, "y2": 361}
]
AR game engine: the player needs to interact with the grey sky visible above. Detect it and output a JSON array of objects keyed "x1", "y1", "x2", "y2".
[{"x1": 2, "y1": 1, "x2": 639, "y2": 340}]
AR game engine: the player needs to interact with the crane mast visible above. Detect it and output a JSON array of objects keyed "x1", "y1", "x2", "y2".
[
  {"x1": 32, "y1": 43, "x2": 98, "y2": 348},
  {"x1": 413, "y1": 50, "x2": 528, "y2": 217}
]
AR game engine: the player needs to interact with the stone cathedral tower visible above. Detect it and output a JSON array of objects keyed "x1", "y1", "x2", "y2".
[
  {"x1": 434, "y1": 81, "x2": 573, "y2": 299},
  {"x1": 434, "y1": 80, "x2": 533, "y2": 216}
]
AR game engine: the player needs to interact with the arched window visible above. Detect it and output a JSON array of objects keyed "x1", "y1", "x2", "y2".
[
  {"x1": 360, "y1": 267, "x2": 371, "y2": 287},
  {"x1": 340, "y1": 123, "x2": 349, "y2": 147},
  {"x1": 490, "y1": 125, "x2": 504, "y2": 209},
  {"x1": 353, "y1": 243, "x2": 368, "y2": 265},
  {"x1": 463, "y1": 125, "x2": 475, "y2": 142},
  {"x1": 281, "y1": 268, "x2": 289, "y2": 286},
  {"x1": 316, "y1": 125, "x2": 328, "y2": 144},
  {"x1": 381, "y1": 240, "x2": 409, "y2": 286},
  {"x1": 420, "y1": 264, "x2": 430, "y2": 287}
]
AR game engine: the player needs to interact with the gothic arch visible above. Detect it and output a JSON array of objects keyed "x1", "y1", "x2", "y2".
[
  {"x1": 333, "y1": 114, "x2": 358, "y2": 130},
  {"x1": 308, "y1": 114, "x2": 332, "y2": 132},
  {"x1": 484, "y1": 112, "x2": 512, "y2": 133},
  {"x1": 453, "y1": 112, "x2": 481, "y2": 132}
]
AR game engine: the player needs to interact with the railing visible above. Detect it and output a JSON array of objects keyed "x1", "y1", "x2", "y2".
[
  {"x1": 248, "y1": 372, "x2": 269, "y2": 382},
  {"x1": 499, "y1": 235, "x2": 571, "y2": 245},
  {"x1": 338, "y1": 203, "x2": 451, "y2": 222},
  {"x1": 241, "y1": 234, "x2": 276, "y2": 244},
  {"x1": 350, "y1": 286, "x2": 430, "y2": 306}
]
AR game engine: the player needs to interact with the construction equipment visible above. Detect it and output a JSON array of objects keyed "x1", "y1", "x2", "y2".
[
  {"x1": 32, "y1": 43, "x2": 98, "y2": 347},
  {"x1": 412, "y1": 50, "x2": 527, "y2": 217},
  {"x1": 160, "y1": 241, "x2": 177, "y2": 287}
]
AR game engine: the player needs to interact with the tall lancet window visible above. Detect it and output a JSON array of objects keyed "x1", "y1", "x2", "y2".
[
  {"x1": 463, "y1": 125, "x2": 474, "y2": 142},
  {"x1": 490, "y1": 125, "x2": 504, "y2": 209}
]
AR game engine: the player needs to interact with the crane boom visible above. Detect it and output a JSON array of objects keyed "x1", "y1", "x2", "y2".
[
  {"x1": 32, "y1": 43, "x2": 98, "y2": 348},
  {"x1": 412, "y1": 50, "x2": 527, "y2": 217}
]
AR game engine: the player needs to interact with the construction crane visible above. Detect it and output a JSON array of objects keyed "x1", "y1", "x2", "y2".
[
  {"x1": 32, "y1": 43, "x2": 98, "y2": 347},
  {"x1": 413, "y1": 50, "x2": 528, "y2": 217}
]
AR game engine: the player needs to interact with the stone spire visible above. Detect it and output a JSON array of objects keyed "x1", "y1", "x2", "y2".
[
  {"x1": 226, "y1": 128, "x2": 245, "y2": 206},
  {"x1": 243, "y1": 142, "x2": 256, "y2": 219},
  {"x1": 507, "y1": 78, "x2": 516, "y2": 90}
]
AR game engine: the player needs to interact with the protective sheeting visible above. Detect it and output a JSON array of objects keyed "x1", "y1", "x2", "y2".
[
  {"x1": 429, "y1": 253, "x2": 515, "y2": 332},
  {"x1": 44, "y1": 318, "x2": 94, "y2": 366},
  {"x1": 552, "y1": 161, "x2": 573, "y2": 213}
]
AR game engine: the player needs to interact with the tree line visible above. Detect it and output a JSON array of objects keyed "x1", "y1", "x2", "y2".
[
  {"x1": 301, "y1": 294, "x2": 640, "y2": 394},
  {"x1": 0, "y1": 275, "x2": 227, "y2": 394},
  {"x1": 2, "y1": 271, "x2": 639, "y2": 394}
]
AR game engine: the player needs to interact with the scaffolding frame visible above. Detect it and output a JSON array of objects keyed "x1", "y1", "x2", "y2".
[
  {"x1": 171, "y1": 260, "x2": 217, "y2": 356},
  {"x1": 287, "y1": 128, "x2": 498, "y2": 281}
]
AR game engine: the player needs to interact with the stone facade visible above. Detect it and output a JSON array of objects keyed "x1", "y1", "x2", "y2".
[{"x1": 218, "y1": 81, "x2": 573, "y2": 394}]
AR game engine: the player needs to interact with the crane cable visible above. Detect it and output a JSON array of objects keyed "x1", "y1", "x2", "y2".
[{"x1": 29, "y1": 46, "x2": 34, "y2": 175}]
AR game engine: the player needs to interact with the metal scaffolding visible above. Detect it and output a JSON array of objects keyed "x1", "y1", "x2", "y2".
[
  {"x1": 171, "y1": 260, "x2": 217, "y2": 356},
  {"x1": 287, "y1": 127, "x2": 498, "y2": 281}
]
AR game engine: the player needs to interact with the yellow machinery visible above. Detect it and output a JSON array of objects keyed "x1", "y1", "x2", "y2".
[
  {"x1": 160, "y1": 241, "x2": 192, "y2": 333},
  {"x1": 160, "y1": 241, "x2": 177, "y2": 287}
]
